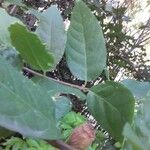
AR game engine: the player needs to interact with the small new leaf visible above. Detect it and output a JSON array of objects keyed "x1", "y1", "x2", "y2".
[{"x1": 9, "y1": 23, "x2": 54, "y2": 71}]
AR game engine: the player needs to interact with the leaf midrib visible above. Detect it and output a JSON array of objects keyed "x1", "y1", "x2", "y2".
[{"x1": 78, "y1": 5, "x2": 88, "y2": 81}]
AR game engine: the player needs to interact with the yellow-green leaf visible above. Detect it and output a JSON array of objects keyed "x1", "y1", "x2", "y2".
[{"x1": 9, "y1": 23, "x2": 54, "y2": 71}]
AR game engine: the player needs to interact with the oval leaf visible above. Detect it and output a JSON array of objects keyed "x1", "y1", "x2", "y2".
[
  {"x1": 9, "y1": 23, "x2": 54, "y2": 71},
  {"x1": 87, "y1": 81, "x2": 135, "y2": 142},
  {"x1": 0, "y1": 57, "x2": 59, "y2": 139},
  {"x1": 65, "y1": 0, "x2": 107, "y2": 81},
  {"x1": 36, "y1": 6, "x2": 66, "y2": 68}
]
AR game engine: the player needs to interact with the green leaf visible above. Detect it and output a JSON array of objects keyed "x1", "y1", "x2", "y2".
[
  {"x1": 9, "y1": 23, "x2": 54, "y2": 71},
  {"x1": 0, "y1": 8, "x2": 20, "y2": 47},
  {"x1": 87, "y1": 81, "x2": 135, "y2": 142},
  {"x1": 65, "y1": 0, "x2": 107, "y2": 81},
  {"x1": 33, "y1": 77, "x2": 86, "y2": 100},
  {"x1": 0, "y1": 57, "x2": 59, "y2": 140},
  {"x1": 121, "y1": 79, "x2": 150, "y2": 100},
  {"x1": 3, "y1": 137, "x2": 56, "y2": 150},
  {"x1": 26, "y1": 139, "x2": 40, "y2": 148},
  {"x1": 61, "y1": 111, "x2": 86, "y2": 127},
  {"x1": 3, "y1": 137, "x2": 24, "y2": 149},
  {"x1": 36, "y1": 6, "x2": 66, "y2": 68},
  {"x1": 55, "y1": 96, "x2": 72, "y2": 121}
]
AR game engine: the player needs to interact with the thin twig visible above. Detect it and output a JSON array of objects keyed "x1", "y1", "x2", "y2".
[
  {"x1": 9, "y1": 5, "x2": 17, "y2": 15},
  {"x1": 23, "y1": 67, "x2": 89, "y2": 91},
  {"x1": 47, "y1": 140, "x2": 77, "y2": 150}
]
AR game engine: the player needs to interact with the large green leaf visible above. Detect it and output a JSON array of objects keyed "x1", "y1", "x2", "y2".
[
  {"x1": 0, "y1": 57, "x2": 59, "y2": 139},
  {"x1": 0, "y1": 8, "x2": 20, "y2": 47},
  {"x1": 87, "y1": 81, "x2": 135, "y2": 142},
  {"x1": 122, "y1": 79, "x2": 150, "y2": 100},
  {"x1": 9, "y1": 23, "x2": 54, "y2": 71},
  {"x1": 36, "y1": 6, "x2": 66, "y2": 68},
  {"x1": 123, "y1": 91, "x2": 150, "y2": 150},
  {"x1": 33, "y1": 77, "x2": 86, "y2": 100},
  {"x1": 65, "y1": 0, "x2": 107, "y2": 81}
]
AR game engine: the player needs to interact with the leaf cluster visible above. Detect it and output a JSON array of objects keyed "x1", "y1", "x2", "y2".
[{"x1": 0, "y1": 0, "x2": 149, "y2": 150}]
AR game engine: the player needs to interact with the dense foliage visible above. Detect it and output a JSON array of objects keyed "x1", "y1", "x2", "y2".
[{"x1": 0, "y1": 0, "x2": 150, "y2": 149}]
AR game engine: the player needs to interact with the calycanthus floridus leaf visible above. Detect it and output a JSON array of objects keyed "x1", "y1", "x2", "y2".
[
  {"x1": 9, "y1": 23, "x2": 54, "y2": 71},
  {"x1": 36, "y1": 6, "x2": 66, "y2": 68},
  {"x1": 0, "y1": 57, "x2": 60, "y2": 139},
  {"x1": 65, "y1": 0, "x2": 107, "y2": 81},
  {"x1": 87, "y1": 81, "x2": 135, "y2": 143}
]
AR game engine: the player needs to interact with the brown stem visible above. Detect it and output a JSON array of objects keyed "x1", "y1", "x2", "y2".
[
  {"x1": 8, "y1": 4, "x2": 17, "y2": 15},
  {"x1": 23, "y1": 67, "x2": 89, "y2": 92},
  {"x1": 47, "y1": 140, "x2": 77, "y2": 150}
]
